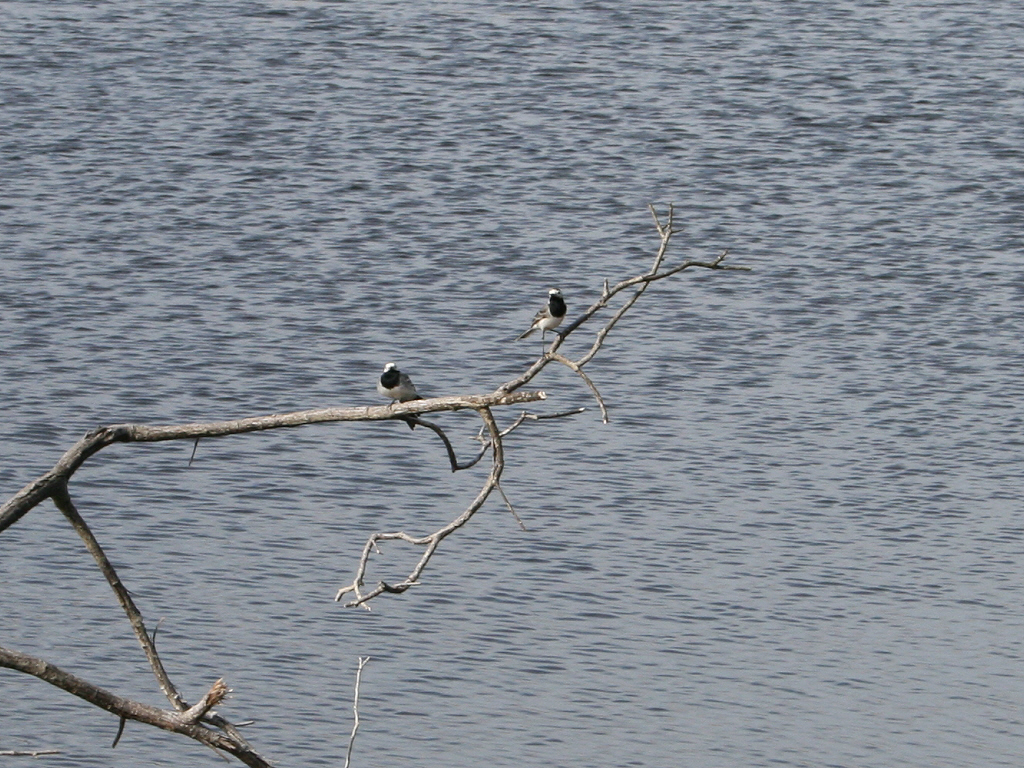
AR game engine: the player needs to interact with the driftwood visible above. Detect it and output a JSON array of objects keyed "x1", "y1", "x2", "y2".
[{"x1": 0, "y1": 205, "x2": 748, "y2": 766}]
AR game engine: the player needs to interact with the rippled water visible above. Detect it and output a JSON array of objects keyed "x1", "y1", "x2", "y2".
[{"x1": 3, "y1": 2, "x2": 1024, "y2": 766}]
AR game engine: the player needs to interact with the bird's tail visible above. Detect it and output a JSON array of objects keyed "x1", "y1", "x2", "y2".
[{"x1": 516, "y1": 326, "x2": 536, "y2": 340}]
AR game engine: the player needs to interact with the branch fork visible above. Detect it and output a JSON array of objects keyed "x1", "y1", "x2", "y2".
[{"x1": 0, "y1": 203, "x2": 747, "y2": 766}]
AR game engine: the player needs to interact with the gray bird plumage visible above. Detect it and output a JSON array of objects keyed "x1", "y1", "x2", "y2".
[
  {"x1": 377, "y1": 362, "x2": 422, "y2": 402},
  {"x1": 517, "y1": 288, "x2": 567, "y2": 340}
]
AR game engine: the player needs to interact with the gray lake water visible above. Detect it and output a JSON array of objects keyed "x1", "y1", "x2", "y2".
[{"x1": 2, "y1": 1, "x2": 1024, "y2": 766}]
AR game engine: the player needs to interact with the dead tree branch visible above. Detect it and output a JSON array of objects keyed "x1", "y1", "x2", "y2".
[
  {"x1": 50, "y1": 480, "x2": 186, "y2": 711},
  {"x1": 548, "y1": 353, "x2": 608, "y2": 423},
  {"x1": 0, "y1": 203, "x2": 746, "y2": 766},
  {"x1": 0, "y1": 390, "x2": 544, "y2": 535},
  {"x1": 0, "y1": 391, "x2": 542, "y2": 765},
  {"x1": 332, "y1": 206, "x2": 748, "y2": 608},
  {"x1": 0, "y1": 645, "x2": 264, "y2": 768},
  {"x1": 335, "y1": 406, "x2": 508, "y2": 607},
  {"x1": 497, "y1": 204, "x2": 749, "y2": 408},
  {"x1": 344, "y1": 657, "x2": 370, "y2": 768},
  {"x1": 412, "y1": 405, "x2": 587, "y2": 473}
]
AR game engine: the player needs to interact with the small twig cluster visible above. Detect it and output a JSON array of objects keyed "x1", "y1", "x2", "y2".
[
  {"x1": 337, "y1": 206, "x2": 747, "y2": 608},
  {"x1": 0, "y1": 204, "x2": 747, "y2": 766},
  {"x1": 498, "y1": 206, "x2": 745, "y2": 419}
]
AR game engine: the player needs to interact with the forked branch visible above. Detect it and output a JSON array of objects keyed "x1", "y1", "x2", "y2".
[
  {"x1": 0, "y1": 391, "x2": 543, "y2": 766},
  {"x1": 0, "y1": 390, "x2": 545, "y2": 535},
  {"x1": 333, "y1": 205, "x2": 748, "y2": 606},
  {"x1": 498, "y1": 204, "x2": 748, "y2": 419},
  {"x1": 0, "y1": 645, "x2": 264, "y2": 767},
  {"x1": 335, "y1": 406, "x2": 507, "y2": 608},
  {"x1": 0, "y1": 203, "x2": 746, "y2": 767}
]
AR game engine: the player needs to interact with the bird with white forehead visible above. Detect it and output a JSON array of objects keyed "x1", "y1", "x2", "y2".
[
  {"x1": 376, "y1": 362, "x2": 422, "y2": 403},
  {"x1": 517, "y1": 288, "x2": 567, "y2": 342}
]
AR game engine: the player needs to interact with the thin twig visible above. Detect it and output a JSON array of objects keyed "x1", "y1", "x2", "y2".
[
  {"x1": 548, "y1": 354, "x2": 608, "y2": 423},
  {"x1": 336, "y1": 407, "x2": 508, "y2": 607},
  {"x1": 498, "y1": 213, "x2": 747, "y2": 398},
  {"x1": 495, "y1": 483, "x2": 526, "y2": 531},
  {"x1": 527, "y1": 407, "x2": 588, "y2": 421},
  {"x1": 406, "y1": 416, "x2": 496, "y2": 472},
  {"x1": 405, "y1": 417, "x2": 460, "y2": 471},
  {"x1": 344, "y1": 657, "x2": 370, "y2": 768},
  {"x1": 112, "y1": 716, "x2": 127, "y2": 748}
]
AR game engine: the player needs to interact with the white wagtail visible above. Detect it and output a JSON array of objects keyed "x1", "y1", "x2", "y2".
[
  {"x1": 517, "y1": 288, "x2": 567, "y2": 341},
  {"x1": 377, "y1": 362, "x2": 422, "y2": 402}
]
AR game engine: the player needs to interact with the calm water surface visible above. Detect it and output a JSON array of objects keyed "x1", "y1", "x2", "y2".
[{"x1": 2, "y1": 2, "x2": 1023, "y2": 766}]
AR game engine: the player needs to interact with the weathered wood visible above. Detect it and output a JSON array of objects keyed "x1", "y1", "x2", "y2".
[
  {"x1": 0, "y1": 390, "x2": 545, "y2": 534},
  {"x1": 0, "y1": 645, "x2": 267, "y2": 768},
  {"x1": 0, "y1": 204, "x2": 748, "y2": 767}
]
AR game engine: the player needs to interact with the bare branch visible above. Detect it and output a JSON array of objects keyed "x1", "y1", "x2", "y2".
[
  {"x1": 528, "y1": 407, "x2": 588, "y2": 421},
  {"x1": 406, "y1": 415, "x2": 497, "y2": 473},
  {"x1": 548, "y1": 354, "x2": 608, "y2": 423},
  {"x1": 181, "y1": 679, "x2": 230, "y2": 726},
  {"x1": 48, "y1": 483, "x2": 264, "y2": 753},
  {"x1": 335, "y1": 407, "x2": 507, "y2": 607},
  {"x1": 647, "y1": 202, "x2": 674, "y2": 270},
  {"x1": 0, "y1": 645, "x2": 270, "y2": 768},
  {"x1": 495, "y1": 482, "x2": 527, "y2": 531},
  {"x1": 50, "y1": 481, "x2": 187, "y2": 712},
  {"x1": 466, "y1": 407, "x2": 587, "y2": 467},
  {"x1": 112, "y1": 716, "x2": 127, "y2": 748},
  {"x1": 498, "y1": 239, "x2": 746, "y2": 398},
  {"x1": 498, "y1": 406, "x2": 587, "y2": 433},
  {"x1": 333, "y1": 207, "x2": 747, "y2": 607},
  {"x1": 0, "y1": 203, "x2": 745, "y2": 765},
  {"x1": 648, "y1": 202, "x2": 666, "y2": 235},
  {"x1": 0, "y1": 390, "x2": 545, "y2": 534},
  {"x1": 575, "y1": 249, "x2": 747, "y2": 369},
  {"x1": 404, "y1": 416, "x2": 460, "y2": 471},
  {"x1": 344, "y1": 657, "x2": 370, "y2": 768}
]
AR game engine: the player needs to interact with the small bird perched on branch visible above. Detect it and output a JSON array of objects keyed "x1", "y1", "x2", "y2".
[
  {"x1": 517, "y1": 288, "x2": 566, "y2": 341},
  {"x1": 377, "y1": 363, "x2": 422, "y2": 402}
]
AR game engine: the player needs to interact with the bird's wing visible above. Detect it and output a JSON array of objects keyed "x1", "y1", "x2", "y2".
[
  {"x1": 516, "y1": 301, "x2": 552, "y2": 340},
  {"x1": 400, "y1": 373, "x2": 421, "y2": 398}
]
